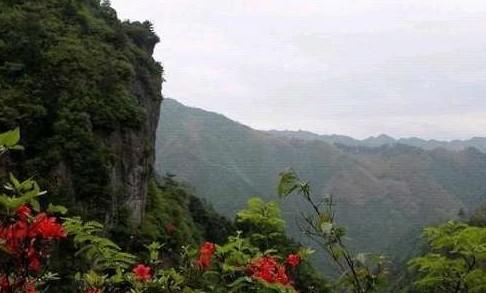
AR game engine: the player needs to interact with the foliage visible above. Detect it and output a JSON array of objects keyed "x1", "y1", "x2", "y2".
[
  {"x1": 0, "y1": 0, "x2": 162, "y2": 222},
  {"x1": 0, "y1": 128, "x2": 24, "y2": 155},
  {"x1": 169, "y1": 197, "x2": 328, "y2": 292},
  {"x1": 64, "y1": 217, "x2": 136, "y2": 271},
  {"x1": 236, "y1": 197, "x2": 285, "y2": 250},
  {"x1": 469, "y1": 203, "x2": 486, "y2": 227},
  {"x1": 187, "y1": 193, "x2": 236, "y2": 244},
  {"x1": 233, "y1": 197, "x2": 331, "y2": 291},
  {"x1": 125, "y1": 175, "x2": 236, "y2": 268},
  {"x1": 0, "y1": 128, "x2": 65, "y2": 292},
  {"x1": 408, "y1": 221, "x2": 486, "y2": 292},
  {"x1": 207, "y1": 236, "x2": 296, "y2": 292},
  {"x1": 236, "y1": 198, "x2": 330, "y2": 293},
  {"x1": 278, "y1": 169, "x2": 388, "y2": 292},
  {"x1": 0, "y1": 128, "x2": 319, "y2": 292},
  {"x1": 139, "y1": 178, "x2": 203, "y2": 249},
  {"x1": 69, "y1": 199, "x2": 318, "y2": 292},
  {"x1": 185, "y1": 231, "x2": 300, "y2": 292}
]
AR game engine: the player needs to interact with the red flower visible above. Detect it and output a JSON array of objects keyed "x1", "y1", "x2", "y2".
[
  {"x1": 249, "y1": 256, "x2": 278, "y2": 283},
  {"x1": 199, "y1": 241, "x2": 216, "y2": 255},
  {"x1": 196, "y1": 242, "x2": 216, "y2": 269},
  {"x1": 286, "y1": 254, "x2": 301, "y2": 267},
  {"x1": 28, "y1": 244, "x2": 41, "y2": 272},
  {"x1": 0, "y1": 221, "x2": 28, "y2": 252},
  {"x1": 132, "y1": 264, "x2": 151, "y2": 281},
  {"x1": 0, "y1": 207, "x2": 66, "y2": 290},
  {"x1": 16, "y1": 204, "x2": 31, "y2": 220},
  {"x1": 275, "y1": 264, "x2": 289, "y2": 284},
  {"x1": 29, "y1": 213, "x2": 66, "y2": 239},
  {"x1": 248, "y1": 256, "x2": 291, "y2": 286}
]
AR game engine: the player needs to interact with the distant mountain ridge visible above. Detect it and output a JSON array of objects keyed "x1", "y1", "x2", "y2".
[
  {"x1": 155, "y1": 98, "x2": 486, "y2": 267},
  {"x1": 268, "y1": 130, "x2": 486, "y2": 153}
]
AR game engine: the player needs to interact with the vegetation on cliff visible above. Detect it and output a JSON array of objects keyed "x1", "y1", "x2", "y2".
[{"x1": 0, "y1": 0, "x2": 162, "y2": 224}]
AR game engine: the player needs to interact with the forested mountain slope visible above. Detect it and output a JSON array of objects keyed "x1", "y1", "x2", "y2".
[{"x1": 156, "y1": 99, "x2": 486, "y2": 261}]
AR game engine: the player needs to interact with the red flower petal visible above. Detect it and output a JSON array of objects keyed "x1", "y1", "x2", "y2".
[{"x1": 132, "y1": 264, "x2": 151, "y2": 281}]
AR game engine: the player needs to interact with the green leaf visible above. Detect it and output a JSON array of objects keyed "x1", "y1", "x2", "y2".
[
  {"x1": 8, "y1": 145, "x2": 24, "y2": 150},
  {"x1": 0, "y1": 128, "x2": 20, "y2": 147},
  {"x1": 30, "y1": 199, "x2": 40, "y2": 212},
  {"x1": 320, "y1": 222, "x2": 333, "y2": 234},
  {"x1": 9, "y1": 173, "x2": 20, "y2": 189},
  {"x1": 298, "y1": 247, "x2": 315, "y2": 261},
  {"x1": 277, "y1": 169, "x2": 300, "y2": 197},
  {"x1": 47, "y1": 203, "x2": 68, "y2": 215},
  {"x1": 228, "y1": 276, "x2": 252, "y2": 289}
]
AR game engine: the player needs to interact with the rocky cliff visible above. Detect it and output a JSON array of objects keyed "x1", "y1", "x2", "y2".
[{"x1": 0, "y1": 0, "x2": 162, "y2": 226}]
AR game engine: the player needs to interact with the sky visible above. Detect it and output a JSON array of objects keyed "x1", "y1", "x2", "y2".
[{"x1": 111, "y1": 0, "x2": 486, "y2": 140}]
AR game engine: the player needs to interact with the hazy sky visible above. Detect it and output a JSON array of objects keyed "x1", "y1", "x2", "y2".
[{"x1": 111, "y1": 0, "x2": 486, "y2": 140}]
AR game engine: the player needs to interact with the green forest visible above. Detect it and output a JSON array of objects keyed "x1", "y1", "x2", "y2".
[{"x1": 0, "y1": 1, "x2": 485, "y2": 292}]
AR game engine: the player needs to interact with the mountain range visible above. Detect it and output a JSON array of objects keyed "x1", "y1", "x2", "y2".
[
  {"x1": 155, "y1": 99, "x2": 486, "y2": 265},
  {"x1": 268, "y1": 130, "x2": 486, "y2": 153}
]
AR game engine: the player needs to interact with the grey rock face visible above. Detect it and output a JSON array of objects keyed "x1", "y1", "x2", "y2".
[{"x1": 107, "y1": 44, "x2": 162, "y2": 226}]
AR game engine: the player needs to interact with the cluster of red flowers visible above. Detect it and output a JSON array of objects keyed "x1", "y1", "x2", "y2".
[
  {"x1": 196, "y1": 241, "x2": 216, "y2": 269},
  {"x1": 248, "y1": 254, "x2": 301, "y2": 286},
  {"x1": 286, "y1": 253, "x2": 301, "y2": 267},
  {"x1": 248, "y1": 256, "x2": 289, "y2": 285},
  {"x1": 132, "y1": 264, "x2": 152, "y2": 282},
  {"x1": 0, "y1": 204, "x2": 66, "y2": 292}
]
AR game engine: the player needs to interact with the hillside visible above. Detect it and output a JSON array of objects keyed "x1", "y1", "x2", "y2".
[
  {"x1": 0, "y1": 0, "x2": 162, "y2": 226},
  {"x1": 156, "y1": 99, "x2": 486, "y2": 263},
  {"x1": 268, "y1": 130, "x2": 486, "y2": 153}
]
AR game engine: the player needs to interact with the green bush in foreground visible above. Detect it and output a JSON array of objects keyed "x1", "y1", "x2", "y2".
[{"x1": 408, "y1": 221, "x2": 486, "y2": 292}]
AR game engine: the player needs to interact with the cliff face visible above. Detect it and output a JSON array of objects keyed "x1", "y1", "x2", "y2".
[
  {"x1": 106, "y1": 47, "x2": 162, "y2": 225},
  {"x1": 0, "y1": 0, "x2": 162, "y2": 226}
]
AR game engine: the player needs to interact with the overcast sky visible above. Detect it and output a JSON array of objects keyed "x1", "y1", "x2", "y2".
[{"x1": 111, "y1": 0, "x2": 486, "y2": 140}]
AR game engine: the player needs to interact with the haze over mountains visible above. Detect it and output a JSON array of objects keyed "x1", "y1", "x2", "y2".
[
  {"x1": 155, "y1": 98, "x2": 486, "y2": 264},
  {"x1": 268, "y1": 131, "x2": 486, "y2": 153}
]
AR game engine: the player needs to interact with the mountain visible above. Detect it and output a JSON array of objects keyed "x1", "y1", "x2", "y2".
[
  {"x1": 0, "y1": 0, "x2": 162, "y2": 226},
  {"x1": 268, "y1": 130, "x2": 486, "y2": 153},
  {"x1": 156, "y1": 99, "x2": 486, "y2": 264}
]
